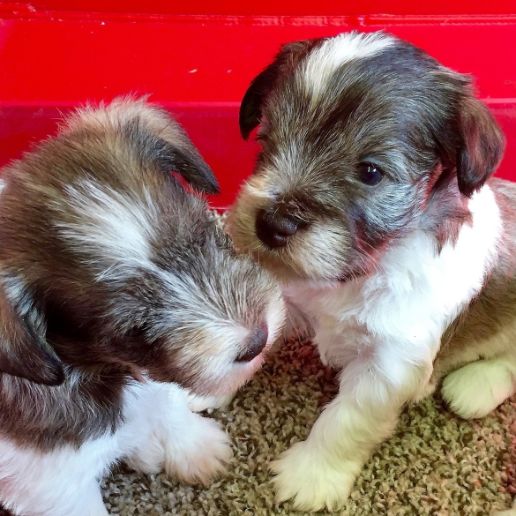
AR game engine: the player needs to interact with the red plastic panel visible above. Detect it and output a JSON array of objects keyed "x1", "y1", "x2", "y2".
[
  {"x1": 10, "y1": 1, "x2": 516, "y2": 16},
  {"x1": 0, "y1": 3, "x2": 515, "y2": 207}
]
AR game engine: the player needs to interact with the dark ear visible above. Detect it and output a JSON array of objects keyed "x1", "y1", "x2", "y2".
[
  {"x1": 154, "y1": 139, "x2": 220, "y2": 195},
  {"x1": 118, "y1": 106, "x2": 220, "y2": 194},
  {"x1": 0, "y1": 277, "x2": 64, "y2": 385},
  {"x1": 457, "y1": 96, "x2": 505, "y2": 197},
  {"x1": 239, "y1": 61, "x2": 282, "y2": 140},
  {"x1": 239, "y1": 39, "x2": 322, "y2": 139}
]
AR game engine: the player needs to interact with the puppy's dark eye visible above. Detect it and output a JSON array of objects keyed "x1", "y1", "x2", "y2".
[{"x1": 357, "y1": 162, "x2": 384, "y2": 186}]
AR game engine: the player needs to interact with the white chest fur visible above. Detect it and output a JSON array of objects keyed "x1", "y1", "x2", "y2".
[{"x1": 284, "y1": 186, "x2": 502, "y2": 372}]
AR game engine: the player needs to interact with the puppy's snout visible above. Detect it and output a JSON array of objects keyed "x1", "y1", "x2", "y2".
[
  {"x1": 236, "y1": 325, "x2": 268, "y2": 362},
  {"x1": 255, "y1": 207, "x2": 305, "y2": 249}
]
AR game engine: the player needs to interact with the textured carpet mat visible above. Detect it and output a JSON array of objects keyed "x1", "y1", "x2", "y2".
[{"x1": 103, "y1": 337, "x2": 515, "y2": 515}]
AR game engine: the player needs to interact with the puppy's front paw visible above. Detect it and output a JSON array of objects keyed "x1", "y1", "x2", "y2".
[
  {"x1": 163, "y1": 414, "x2": 233, "y2": 486},
  {"x1": 442, "y1": 359, "x2": 515, "y2": 419},
  {"x1": 271, "y1": 441, "x2": 360, "y2": 512}
]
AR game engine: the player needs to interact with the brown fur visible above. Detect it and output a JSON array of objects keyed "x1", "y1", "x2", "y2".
[
  {"x1": 0, "y1": 98, "x2": 282, "y2": 451},
  {"x1": 435, "y1": 179, "x2": 516, "y2": 378}
]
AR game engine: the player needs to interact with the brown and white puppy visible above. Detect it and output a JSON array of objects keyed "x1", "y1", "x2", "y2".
[
  {"x1": 0, "y1": 98, "x2": 285, "y2": 516},
  {"x1": 229, "y1": 32, "x2": 515, "y2": 511}
]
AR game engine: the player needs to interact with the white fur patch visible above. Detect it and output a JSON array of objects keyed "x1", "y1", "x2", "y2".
[
  {"x1": 0, "y1": 274, "x2": 26, "y2": 307},
  {"x1": 286, "y1": 185, "x2": 502, "y2": 373},
  {"x1": 302, "y1": 32, "x2": 394, "y2": 98},
  {"x1": 58, "y1": 180, "x2": 156, "y2": 280},
  {"x1": 125, "y1": 383, "x2": 232, "y2": 485},
  {"x1": 0, "y1": 382, "x2": 232, "y2": 515}
]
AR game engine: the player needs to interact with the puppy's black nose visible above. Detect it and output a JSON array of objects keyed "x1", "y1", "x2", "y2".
[
  {"x1": 255, "y1": 208, "x2": 305, "y2": 249},
  {"x1": 236, "y1": 326, "x2": 268, "y2": 362}
]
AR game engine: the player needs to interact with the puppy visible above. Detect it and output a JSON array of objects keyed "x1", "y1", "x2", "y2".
[
  {"x1": 0, "y1": 98, "x2": 285, "y2": 516},
  {"x1": 229, "y1": 31, "x2": 515, "y2": 511}
]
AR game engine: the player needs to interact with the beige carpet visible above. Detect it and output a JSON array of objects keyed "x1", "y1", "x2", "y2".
[{"x1": 103, "y1": 337, "x2": 515, "y2": 515}]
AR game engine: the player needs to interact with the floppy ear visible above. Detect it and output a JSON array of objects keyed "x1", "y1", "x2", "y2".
[
  {"x1": 122, "y1": 116, "x2": 220, "y2": 195},
  {"x1": 456, "y1": 96, "x2": 505, "y2": 197},
  {"x1": 0, "y1": 277, "x2": 64, "y2": 385},
  {"x1": 76, "y1": 99, "x2": 220, "y2": 195},
  {"x1": 239, "y1": 39, "x2": 322, "y2": 139},
  {"x1": 151, "y1": 137, "x2": 220, "y2": 195},
  {"x1": 239, "y1": 60, "x2": 282, "y2": 140}
]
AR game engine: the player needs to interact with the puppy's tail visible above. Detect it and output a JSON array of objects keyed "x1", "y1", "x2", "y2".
[{"x1": 62, "y1": 96, "x2": 219, "y2": 194}]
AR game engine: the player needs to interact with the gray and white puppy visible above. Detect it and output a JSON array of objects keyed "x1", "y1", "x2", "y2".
[
  {"x1": 229, "y1": 31, "x2": 515, "y2": 511},
  {"x1": 0, "y1": 98, "x2": 285, "y2": 516}
]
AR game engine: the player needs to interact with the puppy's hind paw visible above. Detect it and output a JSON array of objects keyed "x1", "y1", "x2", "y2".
[
  {"x1": 271, "y1": 440, "x2": 359, "y2": 512},
  {"x1": 163, "y1": 414, "x2": 233, "y2": 486},
  {"x1": 442, "y1": 358, "x2": 515, "y2": 419}
]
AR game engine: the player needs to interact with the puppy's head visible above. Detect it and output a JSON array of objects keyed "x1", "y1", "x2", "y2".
[
  {"x1": 0, "y1": 98, "x2": 284, "y2": 395},
  {"x1": 229, "y1": 32, "x2": 505, "y2": 281}
]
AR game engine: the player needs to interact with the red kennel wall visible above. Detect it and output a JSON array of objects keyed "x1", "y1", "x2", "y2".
[{"x1": 0, "y1": 1, "x2": 515, "y2": 208}]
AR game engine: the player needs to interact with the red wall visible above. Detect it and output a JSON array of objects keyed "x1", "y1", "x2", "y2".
[{"x1": 1, "y1": 2, "x2": 515, "y2": 207}]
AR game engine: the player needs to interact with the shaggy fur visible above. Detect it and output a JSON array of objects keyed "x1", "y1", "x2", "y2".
[
  {"x1": 0, "y1": 98, "x2": 285, "y2": 515},
  {"x1": 229, "y1": 31, "x2": 515, "y2": 511}
]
